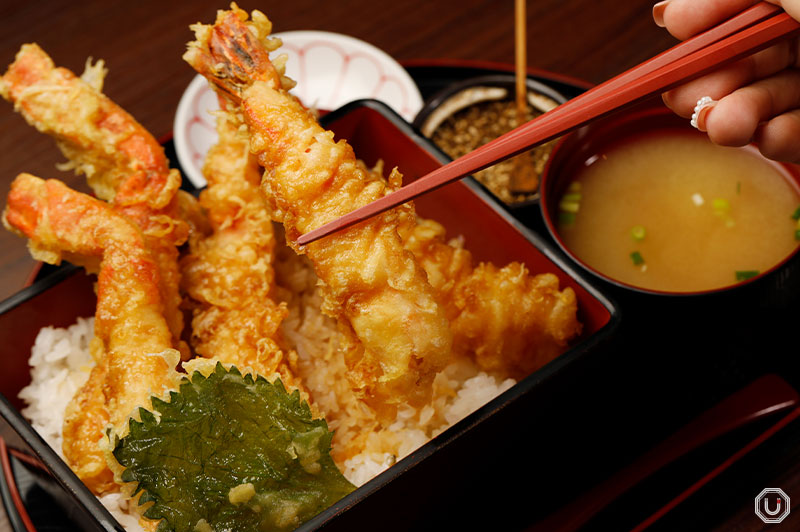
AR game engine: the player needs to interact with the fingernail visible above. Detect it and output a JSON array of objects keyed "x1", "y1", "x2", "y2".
[{"x1": 653, "y1": 0, "x2": 670, "y2": 27}]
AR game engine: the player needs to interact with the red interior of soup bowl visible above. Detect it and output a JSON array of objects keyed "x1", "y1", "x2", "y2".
[{"x1": 540, "y1": 97, "x2": 800, "y2": 296}]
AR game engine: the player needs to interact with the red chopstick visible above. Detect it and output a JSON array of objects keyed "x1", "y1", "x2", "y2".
[{"x1": 297, "y1": 4, "x2": 800, "y2": 246}]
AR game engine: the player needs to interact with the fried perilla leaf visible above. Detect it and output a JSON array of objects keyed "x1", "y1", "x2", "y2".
[{"x1": 112, "y1": 362, "x2": 355, "y2": 532}]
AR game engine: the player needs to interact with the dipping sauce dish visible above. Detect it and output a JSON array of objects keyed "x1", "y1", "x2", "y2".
[{"x1": 413, "y1": 74, "x2": 567, "y2": 206}]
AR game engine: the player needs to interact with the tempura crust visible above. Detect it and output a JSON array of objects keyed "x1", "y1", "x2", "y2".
[
  {"x1": 3, "y1": 174, "x2": 178, "y2": 493},
  {"x1": 0, "y1": 43, "x2": 176, "y2": 206},
  {"x1": 185, "y1": 6, "x2": 454, "y2": 414},
  {"x1": 0, "y1": 43, "x2": 190, "y2": 355},
  {"x1": 399, "y1": 213, "x2": 582, "y2": 378},
  {"x1": 181, "y1": 111, "x2": 306, "y2": 395}
]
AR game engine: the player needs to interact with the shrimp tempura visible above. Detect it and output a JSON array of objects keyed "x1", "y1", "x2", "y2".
[
  {"x1": 3, "y1": 174, "x2": 179, "y2": 493},
  {"x1": 180, "y1": 110, "x2": 307, "y2": 396},
  {"x1": 185, "y1": 6, "x2": 452, "y2": 417},
  {"x1": 0, "y1": 44, "x2": 190, "y2": 354},
  {"x1": 398, "y1": 211, "x2": 582, "y2": 378},
  {"x1": 351, "y1": 162, "x2": 580, "y2": 378}
]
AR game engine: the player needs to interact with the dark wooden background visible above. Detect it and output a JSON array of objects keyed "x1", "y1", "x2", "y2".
[{"x1": 5, "y1": 2, "x2": 797, "y2": 532}]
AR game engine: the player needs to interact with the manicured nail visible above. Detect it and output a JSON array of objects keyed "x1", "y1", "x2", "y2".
[{"x1": 653, "y1": 0, "x2": 670, "y2": 27}]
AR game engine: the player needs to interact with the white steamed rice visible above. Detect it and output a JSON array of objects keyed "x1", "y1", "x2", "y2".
[{"x1": 18, "y1": 241, "x2": 516, "y2": 529}]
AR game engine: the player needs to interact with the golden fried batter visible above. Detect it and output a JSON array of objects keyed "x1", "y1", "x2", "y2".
[
  {"x1": 397, "y1": 206, "x2": 582, "y2": 379},
  {"x1": 0, "y1": 43, "x2": 189, "y2": 353},
  {"x1": 3, "y1": 175, "x2": 178, "y2": 493},
  {"x1": 0, "y1": 45, "x2": 195, "y2": 495},
  {"x1": 185, "y1": 6, "x2": 453, "y2": 416},
  {"x1": 180, "y1": 110, "x2": 306, "y2": 394}
]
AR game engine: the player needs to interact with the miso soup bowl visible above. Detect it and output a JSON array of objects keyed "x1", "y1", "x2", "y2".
[{"x1": 539, "y1": 98, "x2": 800, "y2": 301}]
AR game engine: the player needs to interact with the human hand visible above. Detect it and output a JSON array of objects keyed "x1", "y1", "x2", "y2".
[{"x1": 654, "y1": 0, "x2": 800, "y2": 162}]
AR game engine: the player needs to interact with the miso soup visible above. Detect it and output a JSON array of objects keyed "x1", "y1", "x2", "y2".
[{"x1": 557, "y1": 132, "x2": 800, "y2": 292}]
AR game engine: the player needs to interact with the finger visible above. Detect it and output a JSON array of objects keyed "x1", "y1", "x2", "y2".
[
  {"x1": 656, "y1": 0, "x2": 760, "y2": 39},
  {"x1": 704, "y1": 68, "x2": 800, "y2": 146},
  {"x1": 754, "y1": 108, "x2": 800, "y2": 162},
  {"x1": 769, "y1": 0, "x2": 800, "y2": 26},
  {"x1": 662, "y1": 39, "x2": 799, "y2": 116}
]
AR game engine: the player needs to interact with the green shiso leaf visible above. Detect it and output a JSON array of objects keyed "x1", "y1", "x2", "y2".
[{"x1": 113, "y1": 362, "x2": 355, "y2": 532}]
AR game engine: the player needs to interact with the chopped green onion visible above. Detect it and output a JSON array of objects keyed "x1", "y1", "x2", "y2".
[
  {"x1": 558, "y1": 212, "x2": 576, "y2": 225},
  {"x1": 735, "y1": 270, "x2": 760, "y2": 281},
  {"x1": 559, "y1": 183, "x2": 583, "y2": 221},
  {"x1": 792, "y1": 206, "x2": 800, "y2": 221},
  {"x1": 712, "y1": 198, "x2": 731, "y2": 213},
  {"x1": 795, "y1": 229, "x2": 800, "y2": 241},
  {"x1": 630, "y1": 251, "x2": 644, "y2": 266},
  {"x1": 630, "y1": 225, "x2": 646, "y2": 242},
  {"x1": 712, "y1": 198, "x2": 734, "y2": 227},
  {"x1": 559, "y1": 200, "x2": 580, "y2": 213}
]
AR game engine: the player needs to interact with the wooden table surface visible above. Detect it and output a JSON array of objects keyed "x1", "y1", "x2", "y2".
[{"x1": 1, "y1": 2, "x2": 796, "y2": 531}]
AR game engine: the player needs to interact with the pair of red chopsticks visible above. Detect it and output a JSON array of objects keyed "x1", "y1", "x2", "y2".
[{"x1": 298, "y1": 2, "x2": 800, "y2": 246}]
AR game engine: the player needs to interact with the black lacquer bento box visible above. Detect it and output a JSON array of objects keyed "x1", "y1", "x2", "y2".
[{"x1": 0, "y1": 93, "x2": 621, "y2": 531}]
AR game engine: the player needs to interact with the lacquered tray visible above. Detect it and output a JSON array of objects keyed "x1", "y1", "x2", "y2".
[{"x1": 4, "y1": 60, "x2": 800, "y2": 531}]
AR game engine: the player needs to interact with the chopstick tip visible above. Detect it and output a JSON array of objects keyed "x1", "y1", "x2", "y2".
[{"x1": 295, "y1": 231, "x2": 316, "y2": 246}]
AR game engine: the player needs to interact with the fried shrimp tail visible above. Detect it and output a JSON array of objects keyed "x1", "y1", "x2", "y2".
[
  {"x1": 0, "y1": 43, "x2": 190, "y2": 355},
  {"x1": 3, "y1": 174, "x2": 179, "y2": 493},
  {"x1": 185, "y1": 5, "x2": 453, "y2": 415}
]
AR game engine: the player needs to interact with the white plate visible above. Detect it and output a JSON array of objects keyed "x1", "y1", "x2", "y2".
[{"x1": 173, "y1": 30, "x2": 423, "y2": 189}]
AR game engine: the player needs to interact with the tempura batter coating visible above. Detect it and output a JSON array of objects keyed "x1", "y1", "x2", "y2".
[
  {"x1": 0, "y1": 43, "x2": 189, "y2": 352},
  {"x1": 181, "y1": 111, "x2": 306, "y2": 394},
  {"x1": 185, "y1": 6, "x2": 453, "y2": 414},
  {"x1": 3, "y1": 175, "x2": 178, "y2": 494},
  {"x1": 398, "y1": 209, "x2": 582, "y2": 378}
]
